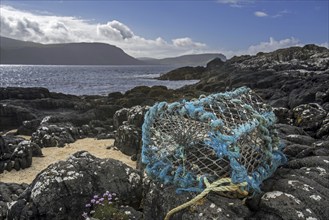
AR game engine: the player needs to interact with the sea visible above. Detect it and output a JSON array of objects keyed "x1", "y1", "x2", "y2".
[{"x1": 0, "y1": 65, "x2": 199, "y2": 96}]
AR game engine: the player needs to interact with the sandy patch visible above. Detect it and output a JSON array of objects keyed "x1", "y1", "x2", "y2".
[{"x1": 0, "y1": 138, "x2": 136, "y2": 184}]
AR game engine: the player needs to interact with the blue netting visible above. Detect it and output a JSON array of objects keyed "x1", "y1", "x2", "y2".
[{"x1": 142, "y1": 87, "x2": 286, "y2": 195}]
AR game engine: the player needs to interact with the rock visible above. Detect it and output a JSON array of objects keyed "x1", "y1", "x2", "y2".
[
  {"x1": 285, "y1": 134, "x2": 315, "y2": 146},
  {"x1": 108, "y1": 91, "x2": 124, "y2": 101},
  {"x1": 0, "y1": 135, "x2": 9, "y2": 155},
  {"x1": 94, "y1": 105, "x2": 121, "y2": 121},
  {"x1": 113, "y1": 108, "x2": 130, "y2": 129},
  {"x1": 147, "y1": 86, "x2": 173, "y2": 99},
  {"x1": 126, "y1": 105, "x2": 149, "y2": 128},
  {"x1": 283, "y1": 144, "x2": 310, "y2": 158},
  {"x1": 113, "y1": 106, "x2": 149, "y2": 157},
  {"x1": 247, "y1": 147, "x2": 329, "y2": 220},
  {"x1": 255, "y1": 191, "x2": 319, "y2": 220},
  {"x1": 17, "y1": 119, "x2": 41, "y2": 136},
  {"x1": 143, "y1": 179, "x2": 252, "y2": 220},
  {"x1": 8, "y1": 151, "x2": 142, "y2": 220},
  {"x1": 31, "y1": 123, "x2": 81, "y2": 148},
  {"x1": 317, "y1": 113, "x2": 329, "y2": 139},
  {"x1": 0, "y1": 87, "x2": 50, "y2": 100},
  {"x1": 112, "y1": 85, "x2": 178, "y2": 108},
  {"x1": 0, "y1": 182, "x2": 29, "y2": 219},
  {"x1": 114, "y1": 124, "x2": 141, "y2": 156},
  {"x1": 275, "y1": 124, "x2": 308, "y2": 136},
  {"x1": 258, "y1": 154, "x2": 329, "y2": 219},
  {"x1": 292, "y1": 103, "x2": 327, "y2": 136},
  {"x1": 206, "y1": 57, "x2": 225, "y2": 69},
  {"x1": 0, "y1": 137, "x2": 34, "y2": 173},
  {"x1": 0, "y1": 103, "x2": 36, "y2": 131},
  {"x1": 273, "y1": 107, "x2": 291, "y2": 124},
  {"x1": 158, "y1": 66, "x2": 205, "y2": 80}
]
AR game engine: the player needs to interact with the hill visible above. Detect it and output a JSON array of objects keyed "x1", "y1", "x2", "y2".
[
  {"x1": 139, "y1": 53, "x2": 226, "y2": 67},
  {"x1": 0, "y1": 36, "x2": 143, "y2": 65}
]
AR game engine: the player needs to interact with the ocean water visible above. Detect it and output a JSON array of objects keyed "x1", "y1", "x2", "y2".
[{"x1": 0, "y1": 65, "x2": 198, "y2": 96}]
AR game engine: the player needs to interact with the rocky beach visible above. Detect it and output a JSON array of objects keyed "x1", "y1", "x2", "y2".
[{"x1": 1, "y1": 44, "x2": 329, "y2": 219}]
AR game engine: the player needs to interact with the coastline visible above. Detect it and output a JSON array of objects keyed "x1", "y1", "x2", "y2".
[{"x1": 0, "y1": 138, "x2": 135, "y2": 184}]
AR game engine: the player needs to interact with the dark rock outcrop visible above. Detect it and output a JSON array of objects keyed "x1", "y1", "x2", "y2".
[
  {"x1": 143, "y1": 180, "x2": 252, "y2": 220},
  {"x1": 31, "y1": 122, "x2": 81, "y2": 148},
  {"x1": 114, "y1": 106, "x2": 149, "y2": 158},
  {"x1": 0, "y1": 136, "x2": 35, "y2": 173},
  {"x1": 158, "y1": 66, "x2": 205, "y2": 80},
  {"x1": 8, "y1": 151, "x2": 143, "y2": 220},
  {"x1": 0, "y1": 182, "x2": 29, "y2": 219}
]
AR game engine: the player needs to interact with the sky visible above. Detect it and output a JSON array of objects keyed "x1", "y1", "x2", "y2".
[{"x1": 0, "y1": 0, "x2": 328, "y2": 58}]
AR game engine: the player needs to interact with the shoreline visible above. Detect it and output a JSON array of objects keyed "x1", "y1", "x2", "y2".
[{"x1": 0, "y1": 138, "x2": 136, "y2": 184}]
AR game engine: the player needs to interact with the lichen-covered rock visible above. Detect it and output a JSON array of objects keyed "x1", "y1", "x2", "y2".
[
  {"x1": 114, "y1": 124, "x2": 141, "y2": 156},
  {"x1": 251, "y1": 157, "x2": 329, "y2": 220},
  {"x1": 0, "y1": 182, "x2": 29, "y2": 220},
  {"x1": 113, "y1": 106, "x2": 149, "y2": 157},
  {"x1": 0, "y1": 136, "x2": 34, "y2": 173},
  {"x1": 113, "y1": 108, "x2": 130, "y2": 129},
  {"x1": 292, "y1": 103, "x2": 327, "y2": 136},
  {"x1": 126, "y1": 106, "x2": 149, "y2": 128},
  {"x1": 113, "y1": 105, "x2": 149, "y2": 130},
  {"x1": 255, "y1": 191, "x2": 319, "y2": 220},
  {"x1": 8, "y1": 151, "x2": 142, "y2": 220},
  {"x1": 31, "y1": 122, "x2": 81, "y2": 147},
  {"x1": 248, "y1": 135, "x2": 329, "y2": 220}
]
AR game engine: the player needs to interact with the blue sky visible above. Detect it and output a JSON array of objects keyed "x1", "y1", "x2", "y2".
[{"x1": 1, "y1": 0, "x2": 328, "y2": 58}]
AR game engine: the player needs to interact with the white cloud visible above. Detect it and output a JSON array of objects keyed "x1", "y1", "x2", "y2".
[
  {"x1": 172, "y1": 37, "x2": 206, "y2": 48},
  {"x1": 98, "y1": 20, "x2": 134, "y2": 40},
  {"x1": 320, "y1": 42, "x2": 329, "y2": 48},
  {"x1": 273, "y1": 9, "x2": 290, "y2": 18},
  {"x1": 246, "y1": 37, "x2": 300, "y2": 54},
  {"x1": 254, "y1": 11, "x2": 268, "y2": 17},
  {"x1": 217, "y1": 0, "x2": 254, "y2": 7},
  {"x1": 0, "y1": 5, "x2": 207, "y2": 58},
  {"x1": 221, "y1": 37, "x2": 302, "y2": 58}
]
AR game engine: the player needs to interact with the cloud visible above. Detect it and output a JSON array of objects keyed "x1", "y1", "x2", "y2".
[
  {"x1": 172, "y1": 37, "x2": 206, "y2": 48},
  {"x1": 217, "y1": 0, "x2": 254, "y2": 7},
  {"x1": 221, "y1": 37, "x2": 302, "y2": 58},
  {"x1": 272, "y1": 9, "x2": 290, "y2": 18},
  {"x1": 98, "y1": 20, "x2": 134, "y2": 40},
  {"x1": 0, "y1": 5, "x2": 207, "y2": 58},
  {"x1": 254, "y1": 11, "x2": 268, "y2": 17},
  {"x1": 246, "y1": 37, "x2": 300, "y2": 54},
  {"x1": 320, "y1": 42, "x2": 329, "y2": 48}
]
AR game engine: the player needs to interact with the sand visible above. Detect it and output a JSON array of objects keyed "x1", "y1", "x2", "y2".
[{"x1": 0, "y1": 138, "x2": 136, "y2": 184}]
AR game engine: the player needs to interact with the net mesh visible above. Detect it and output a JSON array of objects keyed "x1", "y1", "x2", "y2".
[{"x1": 142, "y1": 87, "x2": 286, "y2": 195}]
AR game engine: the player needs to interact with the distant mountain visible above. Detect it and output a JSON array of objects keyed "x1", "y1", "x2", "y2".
[
  {"x1": 0, "y1": 36, "x2": 143, "y2": 65},
  {"x1": 139, "y1": 53, "x2": 226, "y2": 67}
]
